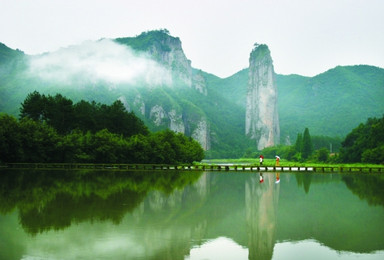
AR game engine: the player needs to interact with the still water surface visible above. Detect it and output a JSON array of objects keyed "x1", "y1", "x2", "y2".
[{"x1": 0, "y1": 169, "x2": 383, "y2": 260}]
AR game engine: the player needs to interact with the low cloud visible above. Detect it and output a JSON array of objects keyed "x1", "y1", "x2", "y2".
[{"x1": 27, "y1": 39, "x2": 173, "y2": 87}]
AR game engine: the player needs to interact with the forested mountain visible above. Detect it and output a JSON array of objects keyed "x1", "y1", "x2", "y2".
[
  {"x1": 0, "y1": 30, "x2": 383, "y2": 158},
  {"x1": 218, "y1": 65, "x2": 384, "y2": 142}
]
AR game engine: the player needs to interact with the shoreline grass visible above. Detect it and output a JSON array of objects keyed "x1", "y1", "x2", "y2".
[{"x1": 199, "y1": 158, "x2": 384, "y2": 168}]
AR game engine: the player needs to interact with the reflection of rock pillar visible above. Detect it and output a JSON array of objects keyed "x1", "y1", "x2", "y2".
[{"x1": 245, "y1": 174, "x2": 280, "y2": 260}]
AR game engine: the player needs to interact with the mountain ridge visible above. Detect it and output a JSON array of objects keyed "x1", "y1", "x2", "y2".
[{"x1": 1, "y1": 30, "x2": 383, "y2": 157}]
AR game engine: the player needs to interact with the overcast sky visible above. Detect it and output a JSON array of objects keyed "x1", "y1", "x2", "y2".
[{"x1": 1, "y1": 0, "x2": 383, "y2": 78}]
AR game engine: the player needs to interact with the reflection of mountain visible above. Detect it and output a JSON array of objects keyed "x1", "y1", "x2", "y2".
[
  {"x1": 0, "y1": 170, "x2": 384, "y2": 260},
  {"x1": 245, "y1": 174, "x2": 280, "y2": 260},
  {"x1": 277, "y1": 173, "x2": 384, "y2": 253},
  {"x1": 136, "y1": 172, "x2": 384, "y2": 257}
]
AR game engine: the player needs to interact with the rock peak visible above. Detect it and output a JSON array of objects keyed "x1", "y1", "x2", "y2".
[
  {"x1": 250, "y1": 43, "x2": 272, "y2": 64},
  {"x1": 245, "y1": 44, "x2": 280, "y2": 150}
]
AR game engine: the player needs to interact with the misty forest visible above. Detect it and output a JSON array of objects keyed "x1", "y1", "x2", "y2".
[{"x1": 1, "y1": 29, "x2": 384, "y2": 164}]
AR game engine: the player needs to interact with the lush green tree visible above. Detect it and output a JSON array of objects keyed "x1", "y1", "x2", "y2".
[
  {"x1": 149, "y1": 133, "x2": 176, "y2": 164},
  {"x1": 73, "y1": 100, "x2": 98, "y2": 132},
  {"x1": 2, "y1": 92, "x2": 204, "y2": 164},
  {"x1": 57, "y1": 130, "x2": 94, "y2": 163},
  {"x1": 103, "y1": 100, "x2": 149, "y2": 137},
  {"x1": 361, "y1": 146, "x2": 384, "y2": 164},
  {"x1": 126, "y1": 134, "x2": 152, "y2": 163},
  {"x1": 91, "y1": 129, "x2": 123, "y2": 163},
  {"x1": 18, "y1": 117, "x2": 60, "y2": 162},
  {"x1": 284, "y1": 146, "x2": 297, "y2": 161},
  {"x1": 313, "y1": 148, "x2": 330, "y2": 162},
  {"x1": 0, "y1": 114, "x2": 22, "y2": 162},
  {"x1": 44, "y1": 94, "x2": 74, "y2": 134},
  {"x1": 339, "y1": 123, "x2": 365, "y2": 162},
  {"x1": 20, "y1": 92, "x2": 149, "y2": 137},
  {"x1": 295, "y1": 133, "x2": 302, "y2": 153},
  {"x1": 181, "y1": 136, "x2": 205, "y2": 163},
  {"x1": 302, "y1": 128, "x2": 313, "y2": 160},
  {"x1": 340, "y1": 115, "x2": 384, "y2": 163},
  {"x1": 19, "y1": 91, "x2": 46, "y2": 121},
  {"x1": 149, "y1": 129, "x2": 204, "y2": 164},
  {"x1": 20, "y1": 92, "x2": 74, "y2": 134}
]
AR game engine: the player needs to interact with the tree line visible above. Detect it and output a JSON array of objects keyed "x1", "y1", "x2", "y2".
[
  {"x1": 0, "y1": 92, "x2": 204, "y2": 164},
  {"x1": 256, "y1": 127, "x2": 329, "y2": 163},
  {"x1": 339, "y1": 115, "x2": 384, "y2": 164},
  {"x1": 250, "y1": 115, "x2": 384, "y2": 164}
]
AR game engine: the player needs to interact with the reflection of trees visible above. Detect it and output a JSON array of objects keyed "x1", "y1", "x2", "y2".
[
  {"x1": 0, "y1": 169, "x2": 202, "y2": 235},
  {"x1": 19, "y1": 190, "x2": 145, "y2": 234},
  {"x1": 295, "y1": 173, "x2": 313, "y2": 194},
  {"x1": 342, "y1": 174, "x2": 384, "y2": 207},
  {"x1": 245, "y1": 173, "x2": 280, "y2": 260},
  {"x1": 2, "y1": 170, "x2": 383, "y2": 259}
]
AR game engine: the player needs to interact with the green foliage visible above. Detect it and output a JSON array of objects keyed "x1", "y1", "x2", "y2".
[
  {"x1": 312, "y1": 148, "x2": 330, "y2": 163},
  {"x1": 302, "y1": 128, "x2": 313, "y2": 159},
  {"x1": 45, "y1": 94, "x2": 75, "y2": 134},
  {"x1": 276, "y1": 65, "x2": 384, "y2": 139},
  {"x1": 295, "y1": 133, "x2": 302, "y2": 153},
  {"x1": 19, "y1": 91, "x2": 45, "y2": 120},
  {"x1": 361, "y1": 145, "x2": 384, "y2": 164},
  {"x1": 151, "y1": 129, "x2": 204, "y2": 164},
  {"x1": 258, "y1": 128, "x2": 338, "y2": 163},
  {"x1": 0, "y1": 114, "x2": 60, "y2": 163},
  {"x1": 339, "y1": 115, "x2": 384, "y2": 163},
  {"x1": 2, "y1": 32, "x2": 384, "y2": 159},
  {"x1": 20, "y1": 92, "x2": 149, "y2": 137},
  {"x1": 0, "y1": 115, "x2": 204, "y2": 164},
  {"x1": 0, "y1": 114, "x2": 22, "y2": 162},
  {"x1": 0, "y1": 93, "x2": 204, "y2": 164},
  {"x1": 18, "y1": 118, "x2": 61, "y2": 163},
  {"x1": 259, "y1": 145, "x2": 294, "y2": 161}
]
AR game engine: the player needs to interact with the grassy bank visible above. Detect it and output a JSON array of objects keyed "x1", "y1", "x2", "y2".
[{"x1": 200, "y1": 158, "x2": 384, "y2": 168}]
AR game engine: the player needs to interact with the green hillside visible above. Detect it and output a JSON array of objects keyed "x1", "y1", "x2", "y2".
[
  {"x1": 277, "y1": 65, "x2": 384, "y2": 139},
  {"x1": 0, "y1": 31, "x2": 384, "y2": 158},
  {"x1": 217, "y1": 65, "x2": 384, "y2": 142}
]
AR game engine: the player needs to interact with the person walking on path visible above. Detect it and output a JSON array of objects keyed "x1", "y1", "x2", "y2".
[
  {"x1": 275, "y1": 155, "x2": 280, "y2": 166},
  {"x1": 259, "y1": 155, "x2": 264, "y2": 166}
]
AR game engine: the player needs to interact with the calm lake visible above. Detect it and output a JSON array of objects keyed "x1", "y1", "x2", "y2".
[{"x1": 0, "y1": 169, "x2": 383, "y2": 260}]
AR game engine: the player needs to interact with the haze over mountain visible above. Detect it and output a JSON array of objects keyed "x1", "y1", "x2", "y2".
[{"x1": 1, "y1": 30, "x2": 383, "y2": 158}]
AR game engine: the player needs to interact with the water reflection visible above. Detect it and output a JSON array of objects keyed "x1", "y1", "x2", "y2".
[
  {"x1": 246, "y1": 172, "x2": 279, "y2": 259},
  {"x1": 0, "y1": 169, "x2": 202, "y2": 235},
  {"x1": 0, "y1": 169, "x2": 383, "y2": 260}
]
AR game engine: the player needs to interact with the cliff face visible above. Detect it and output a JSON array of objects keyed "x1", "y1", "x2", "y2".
[
  {"x1": 245, "y1": 44, "x2": 280, "y2": 150},
  {"x1": 146, "y1": 32, "x2": 193, "y2": 87},
  {"x1": 147, "y1": 32, "x2": 208, "y2": 95},
  {"x1": 116, "y1": 30, "x2": 210, "y2": 150},
  {"x1": 147, "y1": 103, "x2": 210, "y2": 150},
  {"x1": 116, "y1": 30, "x2": 208, "y2": 94}
]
